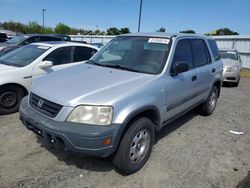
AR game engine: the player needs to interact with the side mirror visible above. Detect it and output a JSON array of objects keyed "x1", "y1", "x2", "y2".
[
  {"x1": 39, "y1": 61, "x2": 53, "y2": 69},
  {"x1": 171, "y1": 61, "x2": 189, "y2": 76}
]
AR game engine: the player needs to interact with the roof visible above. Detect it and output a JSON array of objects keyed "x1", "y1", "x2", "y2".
[
  {"x1": 121, "y1": 32, "x2": 213, "y2": 39},
  {"x1": 30, "y1": 41, "x2": 99, "y2": 49}
]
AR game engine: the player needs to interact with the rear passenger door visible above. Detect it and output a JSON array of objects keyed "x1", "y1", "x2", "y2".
[
  {"x1": 166, "y1": 39, "x2": 199, "y2": 120},
  {"x1": 190, "y1": 39, "x2": 213, "y2": 101}
]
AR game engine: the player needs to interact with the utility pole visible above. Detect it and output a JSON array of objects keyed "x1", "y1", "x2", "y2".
[
  {"x1": 138, "y1": 0, "x2": 143, "y2": 32},
  {"x1": 42, "y1": 9, "x2": 46, "y2": 28}
]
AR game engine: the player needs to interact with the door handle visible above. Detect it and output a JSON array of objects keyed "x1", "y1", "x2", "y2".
[
  {"x1": 192, "y1": 75, "x2": 197, "y2": 81},
  {"x1": 212, "y1": 68, "x2": 216, "y2": 73}
]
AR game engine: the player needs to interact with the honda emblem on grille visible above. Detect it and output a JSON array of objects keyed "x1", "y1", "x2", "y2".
[{"x1": 37, "y1": 99, "x2": 44, "y2": 108}]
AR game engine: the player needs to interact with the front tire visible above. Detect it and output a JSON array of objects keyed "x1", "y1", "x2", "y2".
[
  {"x1": 0, "y1": 86, "x2": 25, "y2": 115},
  {"x1": 113, "y1": 117, "x2": 155, "y2": 175},
  {"x1": 198, "y1": 86, "x2": 218, "y2": 116}
]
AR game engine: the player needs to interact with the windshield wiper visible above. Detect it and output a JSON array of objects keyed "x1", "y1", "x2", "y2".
[
  {"x1": 87, "y1": 60, "x2": 139, "y2": 73},
  {"x1": 87, "y1": 59, "x2": 107, "y2": 67},
  {"x1": 101, "y1": 64, "x2": 140, "y2": 73}
]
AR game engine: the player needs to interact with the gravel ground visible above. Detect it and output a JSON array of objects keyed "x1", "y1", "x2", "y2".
[{"x1": 0, "y1": 78, "x2": 250, "y2": 188}]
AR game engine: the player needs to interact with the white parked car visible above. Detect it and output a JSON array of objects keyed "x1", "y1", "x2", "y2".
[
  {"x1": 219, "y1": 48, "x2": 242, "y2": 87},
  {"x1": 0, "y1": 41, "x2": 99, "y2": 115}
]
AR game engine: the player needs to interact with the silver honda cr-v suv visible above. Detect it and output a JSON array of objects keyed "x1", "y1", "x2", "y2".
[{"x1": 20, "y1": 33, "x2": 223, "y2": 174}]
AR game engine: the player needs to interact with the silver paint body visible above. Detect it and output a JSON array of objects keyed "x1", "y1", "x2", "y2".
[{"x1": 30, "y1": 33, "x2": 223, "y2": 129}]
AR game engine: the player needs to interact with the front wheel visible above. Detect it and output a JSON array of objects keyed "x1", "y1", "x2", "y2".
[
  {"x1": 113, "y1": 117, "x2": 155, "y2": 175},
  {"x1": 198, "y1": 86, "x2": 218, "y2": 116},
  {"x1": 0, "y1": 86, "x2": 25, "y2": 115}
]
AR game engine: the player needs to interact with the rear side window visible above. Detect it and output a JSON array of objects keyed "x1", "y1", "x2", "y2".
[
  {"x1": 41, "y1": 36, "x2": 62, "y2": 42},
  {"x1": 191, "y1": 39, "x2": 211, "y2": 67},
  {"x1": 172, "y1": 39, "x2": 193, "y2": 69},
  {"x1": 44, "y1": 46, "x2": 74, "y2": 66},
  {"x1": 74, "y1": 46, "x2": 97, "y2": 62},
  {"x1": 208, "y1": 39, "x2": 220, "y2": 61}
]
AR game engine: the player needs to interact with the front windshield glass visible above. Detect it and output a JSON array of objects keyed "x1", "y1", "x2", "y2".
[
  {"x1": 89, "y1": 36, "x2": 171, "y2": 74},
  {"x1": 0, "y1": 45, "x2": 49, "y2": 67},
  {"x1": 219, "y1": 50, "x2": 238, "y2": 60},
  {"x1": 6, "y1": 35, "x2": 27, "y2": 44}
]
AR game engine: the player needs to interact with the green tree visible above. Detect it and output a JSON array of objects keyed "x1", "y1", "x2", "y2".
[
  {"x1": 213, "y1": 28, "x2": 239, "y2": 35},
  {"x1": 120, "y1": 27, "x2": 130, "y2": 34},
  {"x1": 107, "y1": 27, "x2": 121, "y2": 35},
  {"x1": 156, "y1": 27, "x2": 166, "y2": 32},
  {"x1": 180, "y1": 29, "x2": 196, "y2": 34},
  {"x1": 55, "y1": 23, "x2": 71, "y2": 34},
  {"x1": 25, "y1": 21, "x2": 43, "y2": 34}
]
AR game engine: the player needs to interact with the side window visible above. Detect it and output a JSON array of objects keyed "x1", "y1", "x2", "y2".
[
  {"x1": 41, "y1": 36, "x2": 62, "y2": 41},
  {"x1": 172, "y1": 39, "x2": 193, "y2": 70},
  {"x1": 191, "y1": 39, "x2": 211, "y2": 67},
  {"x1": 74, "y1": 46, "x2": 97, "y2": 62},
  {"x1": 43, "y1": 47, "x2": 74, "y2": 66},
  {"x1": 208, "y1": 39, "x2": 220, "y2": 61},
  {"x1": 22, "y1": 36, "x2": 40, "y2": 44}
]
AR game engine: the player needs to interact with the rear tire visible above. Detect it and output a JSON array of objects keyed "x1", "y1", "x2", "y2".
[
  {"x1": 198, "y1": 86, "x2": 218, "y2": 116},
  {"x1": 0, "y1": 86, "x2": 25, "y2": 115},
  {"x1": 113, "y1": 117, "x2": 155, "y2": 175}
]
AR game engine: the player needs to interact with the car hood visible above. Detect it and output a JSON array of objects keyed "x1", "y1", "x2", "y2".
[
  {"x1": 32, "y1": 64, "x2": 154, "y2": 107},
  {"x1": 222, "y1": 58, "x2": 239, "y2": 67}
]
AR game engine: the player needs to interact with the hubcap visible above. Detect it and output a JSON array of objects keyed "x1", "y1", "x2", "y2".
[
  {"x1": 208, "y1": 91, "x2": 216, "y2": 111},
  {"x1": 129, "y1": 129, "x2": 151, "y2": 164},
  {"x1": 0, "y1": 92, "x2": 17, "y2": 108}
]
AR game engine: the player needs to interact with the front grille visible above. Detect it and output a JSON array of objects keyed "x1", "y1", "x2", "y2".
[{"x1": 29, "y1": 93, "x2": 63, "y2": 118}]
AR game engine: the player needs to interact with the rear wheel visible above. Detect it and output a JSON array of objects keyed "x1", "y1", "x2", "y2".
[
  {"x1": 0, "y1": 86, "x2": 25, "y2": 115},
  {"x1": 198, "y1": 86, "x2": 218, "y2": 116},
  {"x1": 113, "y1": 117, "x2": 155, "y2": 175}
]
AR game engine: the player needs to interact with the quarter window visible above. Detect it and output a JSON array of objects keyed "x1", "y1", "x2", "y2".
[
  {"x1": 208, "y1": 39, "x2": 220, "y2": 61},
  {"x1": 191, "y1": 39, "x2": 211, "y2": 67}
]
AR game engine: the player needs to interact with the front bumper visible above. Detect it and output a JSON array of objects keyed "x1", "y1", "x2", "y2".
[
  {"x1": 19, "y1": 97, "x2": 122, "y2": 157},
  {"x1": 222, "y1": 68, "x2": 240, "y2": 83}
]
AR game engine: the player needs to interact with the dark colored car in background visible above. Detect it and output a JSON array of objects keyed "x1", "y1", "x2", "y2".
[
  {"x1": 0, "y1": 34, "x2": 71, "y2": 56},
  {"x1": 0, "y1": 33, "x2": 8, "y2": 43}
]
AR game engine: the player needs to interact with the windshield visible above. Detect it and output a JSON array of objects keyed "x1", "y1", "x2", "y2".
[
  {"x1": 219, "y1": 50, "x2": 238, "y2": 60},
  {"x1": 0, "y1": 45, "x2": 49, "y2": 67},
  {"x1": 89, "y1": 36, "x2": 171, "y2": 74},
  {"x1": 6, "y1": 35, "x2": 28, "y2": 44}
]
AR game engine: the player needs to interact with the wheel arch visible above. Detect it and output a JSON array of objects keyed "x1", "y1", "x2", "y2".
[
  {"x1": 213, "y1": 79, "x2": 221, "y2": 97},
  {"x1": 0, "y1": 83, "x2": 29, "y2": 96},
  {"x1": 113, "y1": 106, "x2": 161, "y2": 154}
]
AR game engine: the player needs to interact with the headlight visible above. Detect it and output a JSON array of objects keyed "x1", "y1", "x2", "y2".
[
  {"x1": 226, "y1": 66, "x2": 238, "y2": 72},
  {"x1": 67, "y1": 105, "x2": 113, "y2": 125}
]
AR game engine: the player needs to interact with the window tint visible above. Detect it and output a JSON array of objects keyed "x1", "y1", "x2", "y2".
[
  {"x1": 191, "y1": 39, "x2": 211, "y2": 67},
  {"x1": 27, "y1": 36, "x2": 41, "y2": 43},
  {"x1": 44, "y1": 47, "x2": 74, "y2": 66},
  {"x1": 74, "y1": 46, "x2": 97, "y2": 62},
  {"x1": 41, "y1": 36, "x2": 62, "y2": 41},
  {"x1": 172, "y1": 39, "x2": 193, "y2": 69},
  {"x1": 208, "y1": 39, "x2": 220, "y2": 60}
]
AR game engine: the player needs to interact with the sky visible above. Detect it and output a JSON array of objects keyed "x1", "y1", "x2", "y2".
[{"x1": 0, "y1": 0, "x2": 250, "y2": 34}]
